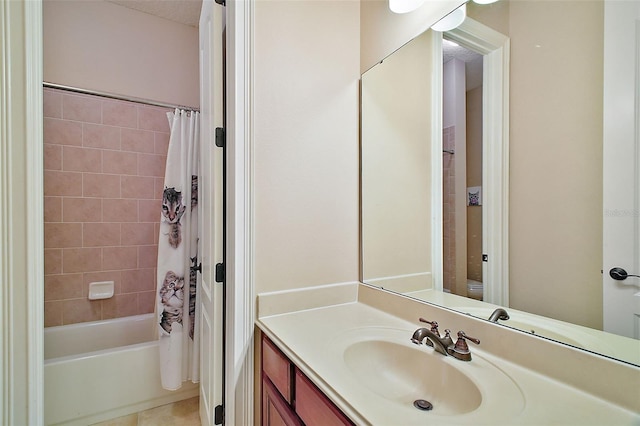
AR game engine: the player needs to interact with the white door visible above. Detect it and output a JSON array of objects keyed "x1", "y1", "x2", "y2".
[
  {"x1": 602, "y1": 0, "x2": 640, "y2": 339},
  {"x1": 199, "y1": 0, "x2": 225, "y2": 424}
]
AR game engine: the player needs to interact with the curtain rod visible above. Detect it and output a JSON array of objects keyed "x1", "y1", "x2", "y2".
[{"x1": 43, "y1": 82, "x2": 200, "y2": 113}]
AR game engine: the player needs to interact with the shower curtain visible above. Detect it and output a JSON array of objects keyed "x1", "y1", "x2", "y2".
[{"x1": 156, "y1": 109, "x2": 201, "y2": 390}]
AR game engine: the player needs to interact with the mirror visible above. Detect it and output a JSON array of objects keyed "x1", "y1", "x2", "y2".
[{"x1": 361, "y1": 0, "x2": 640, "y2": 366}]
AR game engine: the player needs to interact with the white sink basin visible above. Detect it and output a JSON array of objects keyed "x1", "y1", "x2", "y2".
[
  {"x1": 343, "y1": 339, "x2": 481, "y2": 415},
  {"x1": 328, "y1": 327, "x2": 525, "y2": 424}
]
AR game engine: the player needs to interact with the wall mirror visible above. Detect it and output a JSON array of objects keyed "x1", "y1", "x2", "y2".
[{"x1": 360, "y1": 0, "x2": 640, "y2": 366}]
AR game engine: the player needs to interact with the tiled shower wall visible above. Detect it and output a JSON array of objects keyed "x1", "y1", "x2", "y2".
[
  {"x1": 442, "y1": 126, "x2": 456, "y2": 293},
  {"x1": 43, "y1": 88, "x2": 171, "y2": 327}
]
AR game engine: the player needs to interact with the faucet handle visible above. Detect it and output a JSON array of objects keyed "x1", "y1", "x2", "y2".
[
  {"x1": 418, "y1": 318, "x2": 440, "y2": 335},
  {"x1": 448, "y1": 331, "x2": 480, "y2": 361}
]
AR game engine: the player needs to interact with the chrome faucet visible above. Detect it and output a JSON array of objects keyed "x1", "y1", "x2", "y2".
[
  {"x1": 488, "y1": 308, "x2": 510, "y2": 323},
  {"x1": 411, "y1": 318, "x2": 480, "y2": 361}
]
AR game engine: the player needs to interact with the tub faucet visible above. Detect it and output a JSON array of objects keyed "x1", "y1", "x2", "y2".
[{"x1": 488, "y1": 308, "x2": 510, "y2": 323}]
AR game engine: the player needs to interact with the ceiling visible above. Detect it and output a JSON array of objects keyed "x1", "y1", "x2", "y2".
[
  {"x1": 107, "y1": 0, "x2": 203, "y2": 27},
  {"x1": 443, "y1": 40, "x2": 483, "y2": 91}
]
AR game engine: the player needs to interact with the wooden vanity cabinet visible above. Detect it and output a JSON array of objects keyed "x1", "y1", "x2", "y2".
[{"x1": 261, "y1": 335, "x2": 354, "y2": 426}]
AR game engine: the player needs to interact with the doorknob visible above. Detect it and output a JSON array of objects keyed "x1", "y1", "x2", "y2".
[{"x1": 609, "y1": 267, "x2": 640, "y2": 281}]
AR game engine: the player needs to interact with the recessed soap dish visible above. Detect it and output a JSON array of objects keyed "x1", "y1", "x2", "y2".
[{"x1": 88, "y1": 281, "x2": 114, "y2": 300}]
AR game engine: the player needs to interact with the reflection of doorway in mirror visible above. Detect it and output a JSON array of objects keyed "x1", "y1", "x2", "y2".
[{"x1": 442, "y1": 39, "x2": 483, "y2": 301}]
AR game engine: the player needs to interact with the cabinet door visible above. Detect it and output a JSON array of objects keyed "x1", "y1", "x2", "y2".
[
  {"x1": 295, "y1": 369, "x2": 354, "y2": 426},
  {"x1": 262, "y1": 376, "x2": 303, "y2": 426}
]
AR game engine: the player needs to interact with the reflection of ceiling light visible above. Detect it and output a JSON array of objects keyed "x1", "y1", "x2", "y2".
[
  {"x1": 431, "y1": 4, "x2": 467, "y2": 32},
  {"x1": 443, "y1": 39, "x2": 460, "y2": 47},
  {"x1": 473, "y1": 0, "x2": 499, "y2": 4},
  {"x1": 389, "y1": 0, "x2": 426, "y2": 14}
]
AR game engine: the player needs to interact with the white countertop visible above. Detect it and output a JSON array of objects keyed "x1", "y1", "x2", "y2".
[{"x1": 256, "y1": 283, "x2": 640, "y2": 425}]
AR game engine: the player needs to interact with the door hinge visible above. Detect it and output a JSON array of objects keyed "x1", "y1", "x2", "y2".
[
  {"x1": 215, "y1": 127, "x2": 225, "y2": 148},
  {"x1": 214, "y1": 0, "x2": 225, "y2": 6},
  {"x1": 482, "y1": 254, "x2": 488, "y2": 262},
  {"x1": 215, "y1": 262, "x2": 225, "y2": 283},
  {"x1": 214, "y1": 404, "x2": 224, "y2": 424}
]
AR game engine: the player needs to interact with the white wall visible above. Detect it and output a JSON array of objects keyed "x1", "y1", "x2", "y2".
[
  {"x1": 361, "y1": 30, "x2": 433, "y2": 292},
  {"x1": 43, "y1": 0, "x2": 199, "y2": 107},
  {"x1": 253, "y1": 1, "x2": 361, "y2": 294}
]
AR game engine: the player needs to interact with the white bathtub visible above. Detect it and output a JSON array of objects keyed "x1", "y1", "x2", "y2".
[{"x1": 44, "y1": 313, "x2": 199, "y2": 425}]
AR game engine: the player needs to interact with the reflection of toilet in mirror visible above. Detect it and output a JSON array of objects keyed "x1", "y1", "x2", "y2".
[{"x1": 466, "y1": 279, "x2": 483, "y2": 301}]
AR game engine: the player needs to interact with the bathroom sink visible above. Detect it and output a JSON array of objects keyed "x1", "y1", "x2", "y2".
[
  {"x1": 343, "y1": 339, "x2": 481, "y2": 415},
  {"x1": 328, "y1": 326, "x2": 525, "y2": 424}
]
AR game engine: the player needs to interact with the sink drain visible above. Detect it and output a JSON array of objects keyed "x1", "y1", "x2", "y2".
[{"x1": 413, "y1": 399, "x2": 433, "y2": 411}]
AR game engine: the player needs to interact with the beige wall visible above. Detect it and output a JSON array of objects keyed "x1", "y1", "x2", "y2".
[
  {"x1": 509, "y1": 1, "x2": 603, "y2": 328},
  {"x1": 361, "y1": 30, "x2": 433, "y2": 290},
  {"x1": 360, "y1": 0, "x2": 465, "y2": 73},
  {"x1": 470, "y1": 1, "x2": 604, "y2": 328},
  {"x1": 43, "y1": 0, "x2": 199, "y2": 107},
  {"x1": 253, "y1": 1, "x2": 361, "y2": 294}
]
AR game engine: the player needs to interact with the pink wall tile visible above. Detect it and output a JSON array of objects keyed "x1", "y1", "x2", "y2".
[
  {"x1": 102, "y1": 294, "x2": 138, "y2": 319},
  {"x1": 63, "y1": 146, "x2": 102, "y2": 172},
  {"x1": 44, "y1": 171, "x2": 83, "y2": 196},
  {"x1": 45, "y1": 223, "x2": 83, "y2": 248},
  {"x1": 63, "y1": 198, "x2": 102, "y2": 222},
  {"x1": 102, "y1": 100, "x2": 138, "y2": 128},
  {"x1": 138, "y1": 154, "x2": 167, "y2": 177},
  {"x1": 103, "y1": 150, "x2": 138, "y2": 175},
  {"x1": 44, "y1": 91, "x2": 169, "y2": 326},
  {"x1": 45, "y1": 249, "x2": 63, "y2": 275},
  {"x1": 138, "y1": 106, "x2": 171, "y2": 132},
  {"x1": 45, "y1": 273, "x2": 83, "y2": 301},
  {"x1": 155, "y1": 132, "x2": 170, "y2": 155},
  {"x1": 121, "y1": 176, "x2": 155, "y2": 199},
  {"x1": 44, "y1": 301, "x2": 63, "y2": 327},
  {"x1": 44, "y1": 197, "x2": 62, "y2": 222},
  {"x1": 121, "y1": 222, "x2": 155, "y2": 245},
  {"x1": 62, "y1": 298, "x2": 102, "y2": 324},
  {"x1": 43, "y1": 89, "x2": 63, "y2": 119},
  {"x1": 83, "y1": 271, "x2": 122, "y2": 297},
  {"x1": 63, "y1": 248, "x2": 103, "y2": 273},
  {"x1": 154, "y1": 178, "x2": 165, "y2": 200},
  {"x1": 103, "y1": 246, "x2": 138, "y2": 270},
  {"x1": 83, "y1": 123, "x2": 121, "y2": 150},
  {"x1": 44, "y1": 118, "x2": 82, "y2": 146},
  {"x1": 63, "y1": 94, "x2": 102, "y2": 124},
  {"x1": 138, "y1": 291, "x2": 156, "y2": 314},
  {"x1": 103, "y1": 199, "x2": 138, "y2": 222},
  {"x1": 121, "y1": 128, "x2": 155, "y2": 153},
  {"x1": 121, "y1": 268, "x2": 155, "y2": 293},
  {"x1": 83, "y1": 173, "x2": 121, "y2": 198},
  {"x1": 44, "y1": 144, "x2": 62, "y2": 171},
  {"x1": 83, "y1": 223, "x2": 121, "y2": 247},
  {"x1": 138, "y1": 245, "x2": 158, "y2": 268},
  {"x1": 139, "y1": 199, "x2": 161, "y2": 222}
]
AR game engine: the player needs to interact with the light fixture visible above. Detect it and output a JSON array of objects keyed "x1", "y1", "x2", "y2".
[
  {"x1": 472, "y1": 0, "x2": 499, "y2": 4},
  {"x1": 431, "y1": 4, "x2": 467, "y2": 32},
  {"x1": 389, "y1": 0, "x2": 426, "y2": 14}
]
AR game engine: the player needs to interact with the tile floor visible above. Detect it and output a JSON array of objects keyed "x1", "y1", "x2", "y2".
[{"x1": 91, "y1": 396, "x2": 200, "y2": 426}]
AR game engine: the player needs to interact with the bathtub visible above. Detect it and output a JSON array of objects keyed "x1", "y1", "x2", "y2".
[{"x1": 44, "y1": 313, "x2": 199, "y2": 425}]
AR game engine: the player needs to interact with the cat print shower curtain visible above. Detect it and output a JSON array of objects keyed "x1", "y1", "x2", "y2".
[{"x1": 156, "y1": 109, "x2": 200, "y2": 390}]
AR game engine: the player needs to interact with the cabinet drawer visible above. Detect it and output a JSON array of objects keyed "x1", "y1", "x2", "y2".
[
  {"x1": 295, "y1": 369, "x2": 353, "y2": 426},
  {"x1": 262, "y1": 335, "x2": 292, "y2": 403}
]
